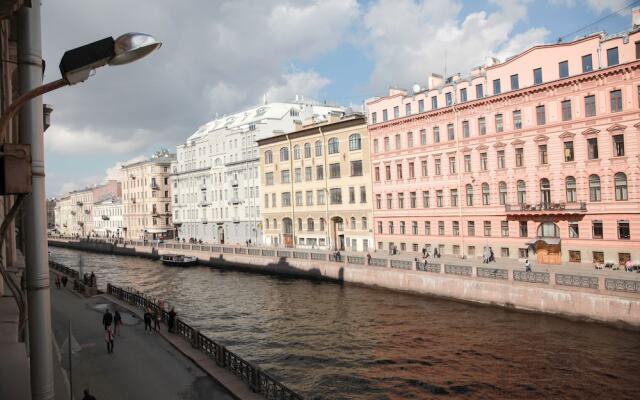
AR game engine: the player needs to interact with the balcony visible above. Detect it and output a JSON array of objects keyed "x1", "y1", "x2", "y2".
[
  {"x1": 231, "y1": 179, "x2": 238, "y2": 187},
  {"x1": 76, "y1": 201, "x2": 83, "y2": 206},
  {"x1": 101, "y1": 215, "x2": 110, "y2": 220},
  {"x1": 201, "y1": 219, "x2": 208, "y2": 224},
  {"x1": 70, "y1": 211, "x2": 76, "y2": 216},
  {"x1": 505, "y1": 202, "x2": 587, "y2": 218},
  {"x1": 198, "y1": 201, "x2": 211, "y2": 207},
  {"x1": 232, "y1": 217, "x2": 240, "y2": 224},
  {"x1": 150, "y1": 182, "x2": 159, "y2": 190},
  {"x1": 84, "y1": 209, "x2": 90, "y2": 215},
  {"x1": 200, "y1": 184, "x2": 207, "y2": 191},
  {"x1": 229, "y1": 197, "x2": 241, "y2": 205}
]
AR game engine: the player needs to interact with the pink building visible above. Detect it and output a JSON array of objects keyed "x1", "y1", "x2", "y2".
[{"x1": 367, "y1": 12, "x2": 640, "y2": 266}]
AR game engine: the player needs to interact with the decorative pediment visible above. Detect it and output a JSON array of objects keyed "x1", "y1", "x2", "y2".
[
  {"x1": 606, "y1": 123, "x2": 626, "y2": 132},
  {"x1": 493, "y1": 141, "x2": 506, "y2": 148},
  {"x1": 461, "y1": 146, "x2": 472, "y2": 153},
  {"x1": 558, "y1": 131, "x2": 575, "y2": 139},
  {"x1": 476, "y1": 144, "x2": 489, "y2": 151},
  {"x1": 510, "y1": 139, "x2": 525, "y2": 146},
  {"x1": 533, "y1": 134, "x2": 549, "y2": 143},
  {"x1": 581, "y1": 128, "x2": 600, "y2": 136}
]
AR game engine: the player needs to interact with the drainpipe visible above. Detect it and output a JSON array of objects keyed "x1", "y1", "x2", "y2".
[{"x1": 18, "y1": 3, "x2": 55, "y2": 399}]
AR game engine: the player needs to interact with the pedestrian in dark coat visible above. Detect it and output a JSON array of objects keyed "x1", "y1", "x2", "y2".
[
  {"x1": 102, "y1": 309, "x2": 113, "y2": 331},
  {"x1": 61, "y1": 276, "x2": 68, "y2": 287},
  {"x1": 168, "y1": 307, "x2": 176, "y2": 333},
  {"x1": 143, "y1": 309, "x2": 153, "y2": 334},
  {"x1": 113, "y1": 310, "x2": 122, "y2": 336}
]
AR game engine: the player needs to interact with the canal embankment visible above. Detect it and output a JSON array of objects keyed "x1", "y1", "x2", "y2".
[{"x1": 48, "y1": 238, "x2": 640, "y2": 328}]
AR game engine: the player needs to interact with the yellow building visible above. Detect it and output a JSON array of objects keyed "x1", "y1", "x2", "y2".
[{"x1": 258, "y1": 113, "x2": 373, "y2": 251}]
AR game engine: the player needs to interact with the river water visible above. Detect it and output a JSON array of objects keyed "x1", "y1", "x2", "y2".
[{"x1": 49, "y1": 247, "x2": 640, "y2": 400}]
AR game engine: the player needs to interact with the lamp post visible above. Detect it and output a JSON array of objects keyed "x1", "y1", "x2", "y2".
[{"x1": 13, "y1": 4, "x2": 161, "y2": 399}]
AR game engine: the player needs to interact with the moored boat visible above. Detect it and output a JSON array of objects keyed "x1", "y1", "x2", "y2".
[{"x1": 160, "y1": 254, "x2": 197, "y2": 267}]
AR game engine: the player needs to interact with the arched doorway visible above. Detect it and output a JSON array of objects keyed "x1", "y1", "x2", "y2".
[
  {"x1": 282, "y1": 218, "x2": 293, "y2": 248},
  {"x1": 331, "y1": 216, "x2": 345, "y2": 251},
  {"x1": 217, "y1": 226, "x2": 225, "y2": 244},
  {"x1": 535, "y1": 222, "x2": 561, "y2": 264}
]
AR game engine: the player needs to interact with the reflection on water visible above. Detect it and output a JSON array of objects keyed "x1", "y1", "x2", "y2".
[{"x1": 49, "y1": 247, "x2": 640, "y2": 400}]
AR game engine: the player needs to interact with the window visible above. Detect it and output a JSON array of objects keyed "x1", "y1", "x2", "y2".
[
  {"x1": 582, "y1": 54, "x2": 593, "y2": 72},
  {"x1": 587, "y1": 138, "x2": 598, "y2": 160},
  {"x1": 396, "y1": 163, "x2": 403, "y2": 179},
  {"x1": 330, "y1": 188, "x2": 342, "y2": 204},
  {"x1": 293, "y1": 145, "x2": 300, "y2": 160},
  {"x1": 447, "y1": 123, "x2": 454, "y2": 141},
  {"x1": 538, "y1": 144, "x2": 548, "y2": 165},
  {"x1": 418, "y1": 99, "x2": 425, "y2": 112},
  {"x1": 569, "y1": 222, "x2": 579, "y2": 238},
  {"x1": 562, "y1": 141, "x2": 574, "y2": 162},
  {"x1": 566, "y1": 176, "x2": 577, "y2": 203},
  {"x1": 350, "y1": 160, "x2": 363, "y2": 177},
  {"x1": 615, "y1": 172, "x2": 628, "y2": 201},
  {"x1": 445, "y1": 92, "x2": 452, "y2": 106},
  {"x1": 610, "y1": 90, "x2": 622, "y2": 112},
  {"x1": 405, "y1": 103, "x2": 412, "y2": 116},
  {"x1": 420, "y1": 129, "x2": 427, "y2": 145},
  {"x1": 589, "y1": 175, "x2": 601, "y2": 202},
  {"x1": 613, "y1": 134, "x2": 625, "y2": 156},
  {"x1": 421, "y1": 160, "x2": 428, "y2": 176},
  {"x1": 495, "y1": 114, "x2": 503, "y2": 133},
  {"x1": 281, "y1": 169, "x2": 290, "y2": 183},
  {"x1": 607, "y1": 47, "x2": 619, "y2": 66},
  {"x1": 412, "y1": 221, "x2": 418, "y2": 235},
  {"x1": 497, "y1": 150, "x2": 505, "y2": 169},
  {"x1": 476, "y1": 84, "x2": 483, "y2": 99},
  {"x1": 375, "y1": 166, "x2": 381, "y2": 182},
  {"x1": 400, "y1": 221, "x2": 406, "y2": 234},
  {"x1": 398, "y1": 192, "x2": 405, "y2": 208},
  {"x1": 559, "y1": 60, "x2": 569, "y2": 78},
  {"x1": 349, "y1": 134, "x2": 362, "y2": 151},
  {"x1": 540, "y1": 178, "x2": 551, "y2": 205},
  {"x1": 316, "y1": 165, "x2": 324, "y2": 180},
  {"x1": 533, "y1": 68, "x2": 542, "y2": 85},
  {"x1": 482, "y1": 183, "x2": 490, "y2": 205},
  {"x1": 464, "y1": 154, "x2": 471, "y2": 172},
  {"x1": 462, "y1": 120, "x2": 470, "y2": 138},
  {"x1": 519, "y1": 221, "x2": 528, "y2": 237},
  {"x1": 585, "y1": 95, "x2": 596, "y2": 117},
  {"x1": 536, "y1": 105, "x2": 545, "y2": 125},
  {"x1": 592, "y1": 221, "x2": 603, "y2": 239},
  {"x1": 515, "y1": 147, "x2": 524, "y2": 167},
  {"x1": 384, "y1": 137, "x2": 390, "y2": 151},
  {"x1": 513, "y1": 110, "x2": 522, "y2": 129},
  {"x1": 569, "y1": 250, "x2": 581, "y2": 263},
  {"x1": 618, "y1": 221, "x2": 630, "y2": 239},
  {"x1": 478, "y1": 117, "x2": 486, "y2": 135},
  {"x1": 408, "y1": 162, "x2": 415, "y2": 178},
  {"x1": 433, "y1": 126, "x2": 440, "y2": 143},
  {"x1": 375, "y1": 194, "x2": 382, "y2": 209},
  {"x1": 460, "y1": 88, "x2": 467, "y2": 102},
  {"x1": 294, "y1": 168, "x2": 301, "y2": 182},
  {"x1": 265, "y1": 150, "x2": 273, "y2": 164},
  {"x1": 499, "y1": 182, "x2": 507, "y2": 205},
  {"x1": 329, "y1": 163, "x2": 341, "y2": 178},
  {"x1": 434, "y1": 159, "x2": 441, "y2": 175},
  {"x1": 387, "y1": 193, "x2": 393, "y2": 209},
  {"x1": 468, "y1": 221, "x2": 475, "y2": 236},
  {"x1": 305, "y1": 167, "x2": 312, "y2": 181},
  {"x1": 371, "y1": 112, "x2": 377, "y2": 124},
  {"x1": 280, "y1": 147, "x2": 289, "y2": 161},
  {"x1": 450, "y1": 189, "x2": 458, "y2": 207},
  {"x1": 448, "y1": 156, "x2": 456, "y2": 174},
  {"x1": 510, "y1": 74, "x2": 519, "y2": 90},
  {"x1": 265, "y1": 172, "x2": 274, "y2": 185},
  {"x1": 493, "y1": 79, "x2": 501, "y2": 95},
  {"x1": 436, "y1": 190, "x2": 443, "y2": 207},
  {"x1": 393, "y1": 106, "x2": 399, "y2": 118},
  {"x1": 377, "y1": 221, "x2": 383, "y2": 234},
  {"x1": 466, "y1": 184, "x2": 474, "y2": 206},
  {"x1": 431, "y1": 96, "x2": 438, "y2": 109},
  {"x1": 328, "y1": 138, "x2": 339, "y2": 154},
  {"x1": 303, "y1": 143, "x2": 311, "y2": 158},
  {"x1": 306, "y1": 191, "x2": 313, "y2": 205},
  {"x1": 388, "y1": 222, "x2": 394, "y2": 234},
  {"x1": 424, "y1": 221, "x2": 431, "y2": 235},
  {"x1": 619, "y1": 252, "x2": 631, "y2": 266},
  {"x1": 382, "y1": 109, "x2": 388, "y2": 121},
  {"x1": 410, "y1": 191, "x2": 417, "y2": 208},
  {"x1": 593, "y1": 251, "x2": 604, "y2": 264},
  {"x1": 385, "y1": 165, "x2": 391, "y2": 180},
  {"x1": 362, "y1": 217, "x2": 368, "y2": 229},
  {"x1": 407, "y1": 132, "x2": 414, "y2": 148},
  {"x1": 453, "y1": 221, "x2": 460, "y2": 236},
  {"x1": 281, "y1": 192, "x2": 291, "y2": 206},
  {"x1": 561, "y1": 100, "x2": 571, "y2": 121},
  {"x1": 438, "y1": 221, "x2": 445, "y2": 235},
  {"x1": 295, "y1": 191, "x2": 302, "y2": 206},
  {"x1": 349, "y1": 187, "x2": 356, "y2": 204},
  {"x1": 517, "y1": 180, "x2": 526, "y2": 205},
  {"x1": 501, "y1": 221, "x2": 509, "y2": 237},
  {"x1": 480, "y1": 152, "x2": 488, "y2": 171},
  {"x1": 422, "y1": 191, "x2": 430, "y2": 208},
  {"x1": 395, "y1": 134, "x2": 401, "y2": 150},
  {"x1": 484, "y1": 221, "x2": 491, "y2": 236}
]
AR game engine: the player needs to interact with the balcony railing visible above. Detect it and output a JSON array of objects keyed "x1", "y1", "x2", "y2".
[
  {"x1": 76, "y1": 201, "x2": 83, "y2": 206},
  {"x1": 198, "y1": 201, "x2": 211, "y2": 207},
  {"x1": 230, "y1": 198, "x2": 241, "y2": 205},
  {"x1": 505, "y1": 202, "x2": 587, "y2": 214},
  {"x1": 231, "y1": 179, "x2": 238, "y2": 187},
  {"x1": 101, "y1": 215, "x2": 109, "y2": 220},
  {"x1": 150, "y1": 182, "x2": 159, "y2": 190},
  {"x1": 200, "y1": 184, "x2": 206, "y2": 191}
]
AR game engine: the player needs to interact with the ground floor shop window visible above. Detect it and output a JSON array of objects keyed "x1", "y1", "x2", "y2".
[
  {"x1": 501, "y1": 248, "x2": 509, "y2": 257},
  {"x1": 377, "y1": 241, "x2": 383, "y2": 250},
  {"x1": 592, "y1": 251, "x2": 604, "y2": 264},
  {"x1": 438, "y1": 244, "x2": 445, "y2": 255},
  {"x1": 453, "y1": 245, "x2": 460, "y2": 255},
  {"x1": 468, "y1": 246, "x2": 475, "y2": 256},
  {"x1": 569, "y1": 250, "x2": 581, "y2": 263},
  {"x1": 412, "y1": 243, "x2": 419, "y2": 252},
  {"x1": 619, "y1": 253, "x2": 631, "y2": 265},
  {"x1": 400, "y1": 242, "x2": 406, "y2": 251},
  {"x1": 518, "y1": 248, "x2": 529, "y2": 258}
]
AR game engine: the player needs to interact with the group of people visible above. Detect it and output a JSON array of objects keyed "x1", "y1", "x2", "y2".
[
  {"x1": 482, "y1": 247, "x2": 496, "y2": 264},
  {"x1": 421, "y1": 246, "x2": 440, "y2": 259},
  {"x1": 54, "y1": 275, "x2": 68, "y2": 289},
  {"x1": 101, "y1": 309, "x2": 122, "y2": 354},
  {"x1": 82, "y1": 272, "x2": 97, "y2": 288}
]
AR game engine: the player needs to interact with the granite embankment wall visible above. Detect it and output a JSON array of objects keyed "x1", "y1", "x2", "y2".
[{"x1": 48, "y1": 239, "x2": 640, "y2": 328}]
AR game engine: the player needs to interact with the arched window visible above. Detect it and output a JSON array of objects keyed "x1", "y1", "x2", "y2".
[
  {"x1": 307, "y1": 218, "x2": 314, "y2": 232},
  {"x1": 540, "y1": 178, "x2": 551, "y2": 205},
  {"x1": 315, "y1": 140, "x2": 322, "y2": 157},
  {"x1": 466, "y1": 184, "x2": 474, "y2": 206},
  {"x1": 273, "y1": 218, "x2": 277, "y2": 229},
  {"x1": 499, "y1": 181, "x2": 507, "y2": 205},
  {"x1": 537, "y1": 222, "x2": 559, "y2": 238},
  {"x1": 297, "y1": 218, "x2": 303, "y2": 231},
  {"x1": 361, "y1": 217, "x2": 368, "y2": 230},
  {"x1": 589, "y1": 174, "x2": 601, "y2": 202},
  {"x1": 304, "y1": 143, "x2": 311, "y2": 158},
  {"x1": 293, "y1": 145, "x2": 301, "y2": 160},
  {"x1": 265, "y1": 219, "x2": 270, "y2": 229},
  {"x1": 482, "y1": 183, "x2": 490, "y2": 205},
  {"x1": 565, "y1": 176, "x2": 577, "y2": 203},
  {"x1": 349, "y1": 133, "x2": 362, "y2": 151},
  {"x1": 350, "y1": 217, "x2": 356, "y2": 229},
  {"x1": 280, "y1": 147, "x2": 289, "y2": 161},
  {"x1": 328, "y1": 138, "x2": 339, "y2": 154},
  {"x1": 517, "y1": 180, "x2": 526, "y2": 205},
  {"x1": 264, "y1": 151, "x2": 273, "y2": 164},
  {"x1": 615, "y1": 172, "x2": 628, "y2": 201},
  {"x1": 319, "y1": 218, "x2": 325, "y2": 231},
  {"x1": 282, "y1": 218, "x2": 292, "y2": 234}
]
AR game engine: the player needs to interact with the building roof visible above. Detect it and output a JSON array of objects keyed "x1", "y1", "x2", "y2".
[{"x1": 257, "y1": 114, "x2": 366, "y2": 146}]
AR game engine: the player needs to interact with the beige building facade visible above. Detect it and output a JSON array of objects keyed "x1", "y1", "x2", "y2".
[
  {"x1": 121, "y1": 149, "x2": 175, "y2": 240},
  {"x1": 258, "y1": 114, "x2": 373, "y2": 251}
]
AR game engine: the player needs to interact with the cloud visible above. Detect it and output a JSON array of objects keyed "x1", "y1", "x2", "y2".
[
  {"x1": 44, "y1": 125, "x2": 151, "y2": 155},
  {"x1": 549, "y1": 0, "x2": 629, "y2": 12},
  {"x1": 360, "y1": 0, "x2": 549, "y2": 89},
  {"x1": 103, "y1": 156, "x2": 146, "y2": 183},
  {"x1": 266, "y1": 72, "x2": 330, "y2": 103}
]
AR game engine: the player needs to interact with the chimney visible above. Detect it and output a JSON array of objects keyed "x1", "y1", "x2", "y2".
[{"x1": 633, "y1": 7, "x2": 640, "y2": 29}]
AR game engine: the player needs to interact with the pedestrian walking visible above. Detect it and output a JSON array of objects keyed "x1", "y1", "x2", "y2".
[
  {"x1": 102, "y1": 309, "x2": 113, "y2": 331},
  {"x1": 153, "y1": 308, "x2": 160, "y2": 331},
  {"x1": 524, "y1": 259, "x2": 532, "y2": 272},
  {"x1": 489, "y1": 247, "x2": 495, "y2": 263},
  {"x1": 422, "y1": 246, "x2": 427, "y2": 258},
  {"x1": 61, "y1": 276, "x2": 68, "y2": 287},
  {"x1": 483, "y1": 246, "x2": 490, "y2": 264},
  {"x1": 113, "y1": 310, "x2": 122, "y2": 336},
  {"x1": 143, "y1": 308, "x2": 153, "y2": 334},
  {"x1": 168, "y1": 307, "x2": 176, "y2": 333},
  {"x1": 105, "y1": 326, "x2": 114, "y2": 353},
  {"x1": 90, "y1": 271, "x2": 96, "y2": 288},
  {"x1": 366, "y1": 252, "x2": 371, "y2": 265},
  {"x1": 82, "y1": 389, "x2": 97, "y2": 400},
  {"x1": 55, "y1": 275, "x2": 61, "y2": 289}
]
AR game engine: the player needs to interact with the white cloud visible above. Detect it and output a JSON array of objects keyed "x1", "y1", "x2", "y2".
[
  {"x1": 361, "y1": 0, "x2": 549, "y2": 89},
  {"x1": 266, "y1": 72, "x2": 330, "y2": 103},
  {"x1": 550, "y1": 0, "x2": 628, "y2": 13},
  {"x1": 103, "y1": 156, "x2": 146, "y2": 183},
  {"x1": 44, "y1": 125, "x2": 151, "y2": 155}
]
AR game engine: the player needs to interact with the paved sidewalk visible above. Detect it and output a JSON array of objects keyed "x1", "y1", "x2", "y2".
[{"x1": 50, "y1": 284, "x2": 234, "y2": 400}]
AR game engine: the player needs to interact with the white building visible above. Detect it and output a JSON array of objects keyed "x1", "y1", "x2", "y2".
[
  {"x1": 54, "y1": 195, "x2": 72, "y2": 235},
  {"x1": 172, "y1": 101, "x2": 345, "y2": 244},
  {"x1": 93, "y1": 197, "x2": 124, "y2": 238}
]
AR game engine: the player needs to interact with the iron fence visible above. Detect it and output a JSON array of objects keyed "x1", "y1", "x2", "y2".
[
  {"x1": 390, "y1": 259, "x2": 413, "y2": 270},
  {"x1": 416, "y1": 262, "x2": 441, "y2": 273},
  {"x1": 555, "y1": 274, "x2": 599, "y2": 289},
  {"x1": 477, "y1": 267, "x2": 508, "y2": 280},
  {"x1": 444, "y1": 264, "x2": 472, "y2": 276}
]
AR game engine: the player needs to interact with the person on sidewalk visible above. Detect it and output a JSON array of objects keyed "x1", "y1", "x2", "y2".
[
  {"x1": 113, "y1": 310, "x2": 122, "y2": 336},
  {"x1": 143, "y1": 308, "x2": 153, "y2": 334},
  {"x1": 105, "y1": 326, "x2": 114, "y2": 353},
  {"x1": 153, "y1": 308, "x2": 160, "y2": 332},
  {"x1": 61, "y1": 276, "x2": 68, "y2": 288},
  {"x1": 524, "y1": 259, "x2": 532, "y2": 272},
  {"x1": 55, "y1": 275, "x2": 61, "y2": 289},
  {"x1": 82, "y1": 389, "x2": 97, "y2": 400},
  {"x1": 102, "y1": 309, "x2": 113, "y2": 331},
  {"x1": 168, "y1": 307, "x2": 176, "y2": 333}
]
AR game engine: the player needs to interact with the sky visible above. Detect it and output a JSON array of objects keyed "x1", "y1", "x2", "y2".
[{"x1": 42, "y1": 0, "x2": 633, "y2": 197}]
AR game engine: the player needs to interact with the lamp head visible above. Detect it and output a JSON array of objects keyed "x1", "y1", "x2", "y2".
[{"x1": 109, "y1": 33, "x2": 162, "y2": 66}]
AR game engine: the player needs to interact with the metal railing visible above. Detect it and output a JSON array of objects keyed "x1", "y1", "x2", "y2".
[
  {"x1": 444, "y1": 264, "x2": 472, "y2": 276},
  {"x1": 106, "y1": 284, "x2": 303, "y2": 400},
  {"x1": 390, "y1": 259, "x2": 412, "y2": 270},
  {"x1": 505, "y1": 202, "x2": 587, "y2": 213},
  {"x1": 555, "y1": 274, "x2": 599, "y2": 289},
  {"x1": 513, "y1": 271, "x2": 550, "y2": 284},
  {"x1": 416, "y1": 262, "x2": 441, "y2": 273},
  {"x1": 477, "y1": 267, "x2": 508, "y2": 280},
  {"x1": 605, "y1": 278, "x2": 640, "y2": 294},
  {"x1": 368, "y1": 257, "x2": 387, "y2": 267}
]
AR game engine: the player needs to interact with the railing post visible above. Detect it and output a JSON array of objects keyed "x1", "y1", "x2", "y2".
[{"x1": 250, "y1": 367, "x2": 259, "y2": 392}]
